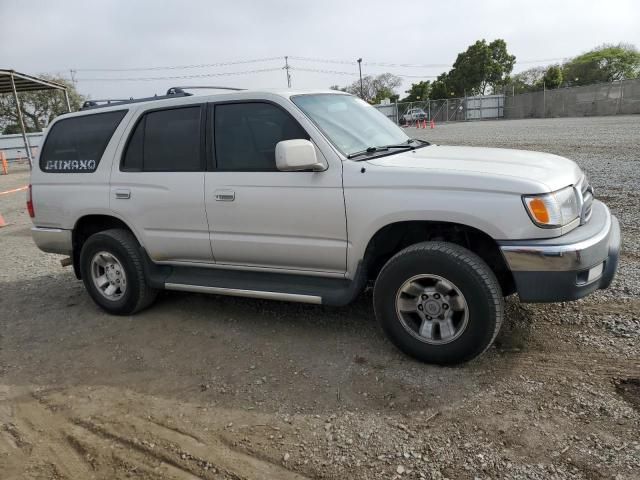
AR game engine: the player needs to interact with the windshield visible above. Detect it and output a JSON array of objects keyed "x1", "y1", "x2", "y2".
[{"x1": 291, "y1": 94, "x2": 410, "y2": 157}]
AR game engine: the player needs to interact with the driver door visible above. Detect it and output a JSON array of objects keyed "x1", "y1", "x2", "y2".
[{"x1": 204, "y1": 101, "x2": 347, "y2": 273}]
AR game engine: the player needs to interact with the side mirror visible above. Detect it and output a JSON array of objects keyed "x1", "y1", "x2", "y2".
[{"x1": 275, "y1": 139, "x2": 326, "y2": 172}]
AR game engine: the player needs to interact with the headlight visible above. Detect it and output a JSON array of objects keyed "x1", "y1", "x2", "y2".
[{"x1": 523, "y1": 186, "x2": 579, "y2": 228}]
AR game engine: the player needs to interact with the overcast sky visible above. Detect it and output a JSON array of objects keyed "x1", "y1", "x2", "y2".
[{"x1": 2, "y1": 0, "x2": 639, "y2": 100}]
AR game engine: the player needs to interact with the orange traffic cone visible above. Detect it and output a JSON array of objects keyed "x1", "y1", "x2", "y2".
[
  {"x1": 422, "y1": 119, "x2": 427, "y2": 129},
  {"x1": 430, "y1": 119, "x2": 435, "y2": 129},
  {"x1": 1, "y1": 151, "x2": 8, "y2": 175},
  {"x1": 415, "y1": 119, "x2": 420, "y2": 129},
  {"x1": 0, "y1": 213, "x2": 7, "y2": 228}
]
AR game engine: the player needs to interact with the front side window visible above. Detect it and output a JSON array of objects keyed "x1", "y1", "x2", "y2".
[
  {"x1": 291, "y1": 94, "x2": 410, "y2": 158},
  {"x1": 214, "y1": 102, "x2": 308, "y2": 171},
  {"x1": 122, "y1": 106, "x2": 202, "y2": 172},
  {"x1": 40, "y1": 110, "x2": 126, "y2": 173}
]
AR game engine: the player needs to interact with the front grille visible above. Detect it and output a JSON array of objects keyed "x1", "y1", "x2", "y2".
[{"x1": 579, "y1": 178, "x2": 594, "y2": 224}]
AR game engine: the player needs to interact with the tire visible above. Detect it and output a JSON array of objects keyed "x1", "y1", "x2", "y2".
[
  {"x1": 79, "y1": 229, "x2": 158, "y2": 315},
  {"x1": 373, "y1": 241, "x2": 504, "y2": 365}
]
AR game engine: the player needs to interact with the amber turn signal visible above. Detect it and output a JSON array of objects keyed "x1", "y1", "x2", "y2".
[{"x1": 528, "y1": 198, "x2": 550, "y2": 224}]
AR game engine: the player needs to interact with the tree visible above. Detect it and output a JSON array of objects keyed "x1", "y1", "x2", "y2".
[
  {"x1": 504, "y1": 66, "x2": 562, "y2": 94},
  {"x1": 542, "y1": 65, "x2": 563, "y2": 89},
  {"x1": 429, "y1": 73, "x2": 452, "y2": 99},
  {"x1": 401, "y1": 80, "x2": 431, "y2": 102},
  {"x1": 335, "y1": 73, "x2": 402, "y2": 103},
  {"x1": 447, "y1": 39, "x2": 516, "y2": 96},
  {"x1": 563, "y1": 44, "x2": 640, "y2": 86},
  {"x1": 0, "y1": 76, "x2": 84, "y2": 134}
]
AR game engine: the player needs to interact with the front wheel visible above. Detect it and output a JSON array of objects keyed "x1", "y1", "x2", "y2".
[{"x1": 373, "y1": 241, "x2": 504, "y2": 365}]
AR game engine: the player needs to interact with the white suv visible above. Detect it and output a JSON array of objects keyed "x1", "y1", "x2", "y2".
[{"x1": 30, "y1": 88, "x2": 620, "y2": 365}]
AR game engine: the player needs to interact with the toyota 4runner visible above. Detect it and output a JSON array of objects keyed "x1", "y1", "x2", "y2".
[{"x1": 29, "y1": 88, "x2": 621, "y2": 365}]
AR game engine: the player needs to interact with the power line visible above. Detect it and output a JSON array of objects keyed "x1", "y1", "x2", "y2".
[
  {"x1": 68, "y1": 55, "x2": 573, "y2": 84},
  {"x1": 75, "y1": 67, "x2": 282, "y2": 82},
  {"x1": 291, "y1": 55, "x2": 568, "y2": 69},
  {"x1": 74, "y1": 57, "x2": 282, "y2": 72},
  {"x1": 291, "y1": 67, "x2": 437, "y2": 79},
  {"x1": 290, "y1": 56, "x2": 450, "y2": 68},
  {"x1": 61, "y1": 54, "x2": 572, "y2": 81}
]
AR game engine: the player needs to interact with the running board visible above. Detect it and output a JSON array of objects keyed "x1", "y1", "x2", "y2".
[
  {"x1": 165, "y1": 283, "x2": 322, "y2": 304},
  {"x1": 138, "y1": 249, "x2": 368, "y2": 306}
]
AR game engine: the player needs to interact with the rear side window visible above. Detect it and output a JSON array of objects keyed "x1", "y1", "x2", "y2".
[
  {"x1": 40, "y1": 110, "x2": 126, "y2": 173},
  {"x1": 122, "y1": 106, "x2": 202, "y2": 172}
]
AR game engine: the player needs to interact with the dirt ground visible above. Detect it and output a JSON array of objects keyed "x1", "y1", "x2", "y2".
[{"x1": 1, "y1": 116, "x2": 639, "y2": 479}]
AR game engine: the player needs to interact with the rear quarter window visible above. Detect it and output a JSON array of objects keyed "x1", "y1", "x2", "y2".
[{"x1": 40, "y1": 110, "x2": 127, "y2": 173}]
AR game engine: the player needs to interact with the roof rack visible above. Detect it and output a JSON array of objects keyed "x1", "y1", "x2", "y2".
[
  {"x1": 80, "y1": 86, "x2": 245, "y2": 111},
  {"x1": 167, "y1": 85, "x2": 246, "y2": 94}
]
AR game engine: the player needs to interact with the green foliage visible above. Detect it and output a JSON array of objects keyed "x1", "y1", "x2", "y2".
[
  {"x1": 0, "y1": 76, "x2": 84, "y2": 133},
  {"x1": 563, "y1": 44, "x2": 640, "y2": 86},
  {"x1": 446, "y1": 39, "x2": 516, "y2": 96},
  {"x1": 401, "y1": 80, "x2": 431, "y2": 102},
  {"x1": 429, "y1": 73, "x2": 452, "y2": 99},
  {"x1": 411, "y1": 39, "x2": 515, "y2": 100},
  {"x1": 333, "y1": 73, "x2": 402, "y2": 103},
  {"x1": 506, "y1": 65, "x2": 562, "y2": 93},
  {"x1": 2, "y1": 123, "x2": 24, "y2": 135},
  {"x1": 542, "y1": 65, "x2": 563, "y2": 89}
]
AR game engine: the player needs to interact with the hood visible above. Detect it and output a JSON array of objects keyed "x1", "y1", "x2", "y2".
[{"x1": 366, "y1": 145, "x2": 583, "y2": 192}]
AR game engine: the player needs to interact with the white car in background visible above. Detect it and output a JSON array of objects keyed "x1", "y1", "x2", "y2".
[{"x1": 402, "y1": 107, "x2": 427, "y2": 124}]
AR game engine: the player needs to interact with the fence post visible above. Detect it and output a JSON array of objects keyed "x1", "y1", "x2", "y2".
[
  {"x1": 617, "y1": 81, "x2": 623, "y2": 115},
  {"x1": 543, "y1": 81, "x2": 546, "y2": 119}
]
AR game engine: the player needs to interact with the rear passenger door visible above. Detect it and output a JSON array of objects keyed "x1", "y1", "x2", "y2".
[{"x1": 110, "y1": 105, "x2": 212, "y2": 263}]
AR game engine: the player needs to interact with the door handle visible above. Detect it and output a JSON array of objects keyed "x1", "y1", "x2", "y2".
[
  {"x1": 115, "y1": 188, "x2": 131, "y2": 199},
  {"x1": 215, "y1": 190, "x2": 235, "y2": 202}
]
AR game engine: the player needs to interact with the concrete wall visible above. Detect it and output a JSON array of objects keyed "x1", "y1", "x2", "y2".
[{"x1": 504, "y1": 78, "x2": 640, "y2": 119}]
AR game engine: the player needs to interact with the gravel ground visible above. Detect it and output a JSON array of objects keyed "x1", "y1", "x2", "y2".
[{"x1": 0, "y1": 116, "x2": 638, "y2": 479}]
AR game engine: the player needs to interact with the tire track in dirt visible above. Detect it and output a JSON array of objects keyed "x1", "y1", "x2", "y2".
[
  {"x1": 73, "y1": 414, "x2": 311, "y2": 480},
  {"x1": 1, "y1": 388, "x2": 311, "y2": 480},
  {"x1": 0, "y1": 395, "x2": 97, "y2": 479},
  {"x1": 492, "y1": 349, "x2": 639, "y2": 381}
]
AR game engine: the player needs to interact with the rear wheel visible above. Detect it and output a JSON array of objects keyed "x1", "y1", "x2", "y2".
[
  {"x1": 80, "y1": 229, "x2": 158, "y2": 315},
  {"x1": 374, "y1": 241, "x2": 504, "y2": 365}
]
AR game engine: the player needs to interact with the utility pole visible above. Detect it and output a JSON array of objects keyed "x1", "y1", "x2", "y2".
[
  {"x1": 357, "y1": 58, "x2": 363, "y2": 99},
  {"x1": 69, "y1": 69, "x2": 77, "y2": 85},
  {"x1": 283, "y1": 56, "x2": 291, "y2": 88}
]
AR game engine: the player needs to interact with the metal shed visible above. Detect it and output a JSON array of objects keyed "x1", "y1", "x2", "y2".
[{"x1": 0, "y1": 69, "x2": 71, "y2": 167}]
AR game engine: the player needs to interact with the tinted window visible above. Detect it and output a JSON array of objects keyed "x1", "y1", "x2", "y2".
[
  {"x1": 122, "y1": 116, "x2": 144, "y2": 171},
  {"x1": 40, "y1": 110, "x2": 126, "y2": 173},
  {"x1": 122, "y1": 106, "x2": 202, "y2": 172},
  {"x1": 214, "y1": 103, "x2": 308, "y2": 171}
]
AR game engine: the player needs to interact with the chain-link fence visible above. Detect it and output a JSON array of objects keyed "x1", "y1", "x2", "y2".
[
  {"x1": 379, "y1": 96, "x2": 503, "y2": 126},
  {"x1": 376, "y1": 78, "x2": 640, "y2": 125}
]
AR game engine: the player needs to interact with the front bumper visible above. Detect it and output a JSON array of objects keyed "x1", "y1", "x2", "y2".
[
  {"x1": 32, "y1": 226, "x2": 72, "y2": 255},
  {"x1": 499, "y1": 200, "x2": 620, "y2": 302}
]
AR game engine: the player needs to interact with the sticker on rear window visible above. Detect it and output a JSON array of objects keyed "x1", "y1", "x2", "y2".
[{"x1": 43, "y1": 159, "x2": 97, "y2": 172}]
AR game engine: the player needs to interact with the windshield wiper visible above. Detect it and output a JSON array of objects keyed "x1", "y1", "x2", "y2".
[
  {"x1": 347, "y1": 139, "x2": 430, "y2": 160},
  {"x1": 347, "y1": 146, "x2": 389, "y2": 159}
]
